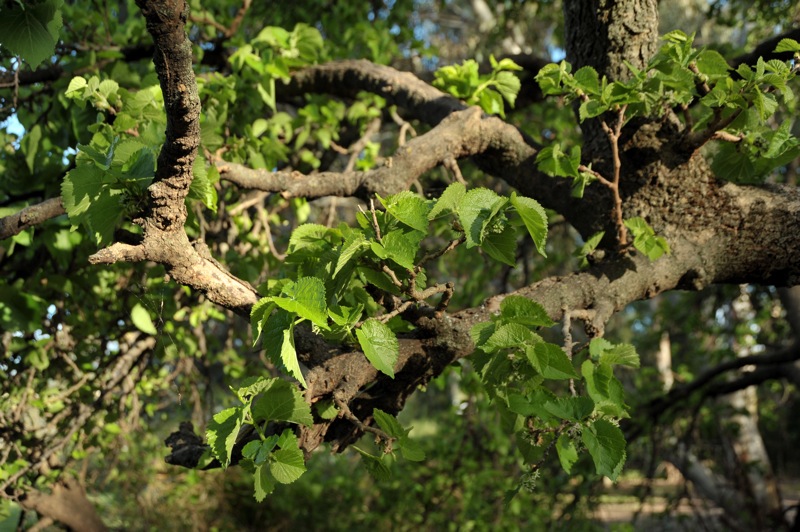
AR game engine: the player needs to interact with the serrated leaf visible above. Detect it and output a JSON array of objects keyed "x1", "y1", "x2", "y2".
[
  {"x1": 527, "y1": 342, "x2": 579, "y2": 379},
  {"x1": 470, "y1": 321, "x2": 497, "y2": 349},
  {"x1": 131, "y1": 303, "x2": 157, "y2": 335},
  {"x1": 270, "y1": 432, "x2": 306, "y2": 484},
  {"x1": 494, "y1": 70, "x2": 521, "y2": 106},
  {"x1": 381, "y1": 230, "x2": 418, "y2": 270},
  {"x1": 379, "y1": 191, "x2": 429, "y2": 232},
  {"x1": 0, "y1": 0, "x2": 63, "y2": 67},
  {"x1": 556, "y1": 434, "x2": 580, "y2": 474},
  {"x1": 484, "y1": 322, "x2": 540, "y2": 352},
  {"x1": 334, "y1": 234, "x2": 369, "y2": 278},
  {"x1": 477, "y1": 89, "x2": 505, "y2": 117},
  {"x1": 206, "y1": 407, "x2": 243, "y2": 468},
  {"x1": 775, "y1": 38, "x2": 800, "y2": 53},
  {"x1": 428, "y1": 182, "x2": 466, "y2": 220},
  {"x1": 535, "y1": 144, "x2": 581, "y2": 179},
  {"x1": 590, "y1": 340, "x2": 640, "y2": 368},
  {"x1": 544, "y1": 396, "x2": 595, "y2": 422},
  {"x1": 480, "y1": 224, "x2": 516, "y2": 266},
  {"x1": 356, "y1": 319, "x2": 398, "y2": 378},
  {"x1": 273, "y1": 277, "x2": 328, "y2": 329},
  {"x1": 254, "y1": 463, "x2": 276, "y2": 501},
  {"x1": 251, "y1": 378, "x2": 313, "y2": 426},
  {"x1": 499, "y1": 295, "x2": 555, "y2": 327},
  {"x1": 510, "y1": 192, "x2": 548, "y2": 257},
  {"x1": 457, "y1": 188, "x2": 508, "y2": 248},
  {"x1": 581, "y1": 419, "x2": 627, "y2": 480},
  {"x1": 65, "y1": 76, "x2": 88, "y2": 97},
  {"x1": 581, "y1": 361, "x2": 628, "y2": 418},
  {"x1": 574, "y1": 66, "x2": 601, "y2": 95},
  {"x1": 695, "y1": 49, "x2": 730, "y2": 79},
  {"x1": 250, "y1": 298, "x2": 276, "y2": 345},
  {"x1": 280, "y1": 325, "x2": 306, "y2": 387},
  {"x1": 354, "y1": 447, "x2": 393, "y2": 480}
]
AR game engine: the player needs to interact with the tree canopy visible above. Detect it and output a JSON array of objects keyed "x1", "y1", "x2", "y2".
[{"x1": 2, "y1": 0, "x2": 800, "y2": 530}]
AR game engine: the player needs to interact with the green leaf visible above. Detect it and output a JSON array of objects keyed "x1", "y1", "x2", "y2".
[
  {"x1": 251, "y1": 378, "x2": 313, "y2": 426},
  {"x1": 356, "y1": 319, "x2": 399, "y2": 378},
  {"x1": 270, "y1": 431, "x2": 306, "y2": 484},
  {"x1": 527, "y1": 342, "x2": 579, "y2": 380},
  {"x1": 494, "y1": 70, "x2": 521, "y2": 107},
  {"x1": 484, "y1": 323, "x2": 541, "y2": 352},
  {"x1": 457, "y1": 188, "x2": 508, "y2": 247},
  {"x1": 379, "y1": 191, "x2": 429, "y2": 232},
  {"x1": 254, "y1": 463, "x2": 276, "y2": 501},
  {"x1": 695, "y1": 49, "x2": 730, "y2": 79},
  {"x1": 0, "y1": 0, "x2": 63, "y2": 67},
  {"x1": 624, "y1": 217, "x2": 670, "y2": 261},
  {"x1": 280, "y1": 324, "x2": 306, "y2": 387},
  {"x1": 556, "y1": 434, "x2": 580, "y2": 474},
  {"x1": 206, "y1": 407, "x2": 243, "y2": 468},
  {"x1": 477, "y1": 89, "x2": 505, "y2": 117},
  {"x1": 544, "y1": 396, "x2": 595, "y2": 422},
  {"x1": 775, "y1": 38, "x2": 800, "y2": 53},
  {"x1": 581, "y1": 361, "x2": 628, "y2": 418},
  {"x1": 21, "y1": 125, "x2": 42, "y2": 173},
  {"x1": 499, "y1": 295, "x2": 555, "y2": 327},
  {"x1": 535, "y1": 144, "x2": 581, "y2": 179},
  {"x1": 589, "y1": 339, "x2": 640, "y2": 368},
  {"x1": 428, "y1": 182, "x2": 466, "y2": 220},
  {"x1": 273, "y1": 277, "x2": 328, "y2": 329},
  {"x1": 381, "y1": 230, "x2": 418, "y2": 270},
  {"x1": 334, "y1": 233, "x2": 368, "y2": 278},
  {"x1": 510, "y1": 192, "x2": 548, "y2": 257},
  {"x1": 576, "y1": 231, "x2": 605, "y2": 268},
  {"x1": 131, "y1": 303, "x2": 157, "y2": 335},
  {"x1": 574, "y1": 66, "x2": 601, "y2": 95},
  {"x1": 581, "y1": 419, "x2": 627, "y2": 480},
  {"x1": 354, "y1": 447, "x2": 393, "y2": 481},
  {"x1": 480, "y1": 224, "x2": 516, "y2": 267},
  {"x1": 250, "y1": 298, "x2": 276, "y2": 345}
]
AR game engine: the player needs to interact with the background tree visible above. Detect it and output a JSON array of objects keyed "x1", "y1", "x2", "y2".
[{"x1": 2, "y1": 0, "x2": 800, "y2": 530}]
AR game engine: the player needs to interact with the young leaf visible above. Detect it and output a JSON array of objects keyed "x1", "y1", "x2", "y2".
[
  {"x1": 527, "y1": 342, "x2": 579, "y2": 380},
  {"x1": 273, "y1": 277, "x2": 329, "y2": 329},
  {"x1": 544, "y1": 396, "x2": 595, "y2": 422},
  {"x1": 206, "y1": 407, "x2": 243, "y2": 468},
  {"x1": 280, "y1": 325, "x2": 306, "y2": 387},
  {"x1": 510, "y1": 192, "x2": 548, "y2": 257},
  {"x1": 457, "y1": 188, "x2": 508, "y2": 248},
  {"x1": 484, "y1": 323, "x2": 541, "y2": 352},
  {"x1": 775, "y1": 38, "x2": 800, "y2": 53},
  {"x1": 581, "y1": 419, "x2": 627, "y2": 480},
  {"x1": 270, "y1": 431, "x2": 306, "y2": 484},
  {"x1": 428, "y1": 182, "x2": 466, "y2": 220},
  {"x1": 480, "y1": 225, "x2": 516, "y2": 267},
  {"x1": 556, "y1": 434, "x2": 580, "y2": 474},
  {"x1": 254, "y1": 463, "x2": 276, "y2": 501},
  {"x1": 356, "y1": 319, "x2": 399, "y2": 378},
  {"x1": 251, "y1": 378, "x2": 313, "y2": 426},
  {"x1": 354, "y1": 447, "x2": 393, "y2": 480},
  {"x1": 379, "y1": 191, "x2": 429, "y2": 232},
  {"x1": 499, "y1": 295, "x2": 555, "y2": 327}
]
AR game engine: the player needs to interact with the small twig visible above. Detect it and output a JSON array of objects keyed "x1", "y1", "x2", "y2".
[
  {"x1": 390, "y1": 106, "x2": 417, "y2": 146},
  {"x1": 381, "y1": 264, "x2": 403, "y2": 288},
  {"x1": 443, "y1": 157, "x2": 466, "y2": 184},
  {"x1": 369, "y1": 198, "x2": 382, "y2": 242},
  {"x1": 333, "y1": 395, "x2": 394, "y2": 450},
  {"x1": 418, "y1": 235, "x2": 466, "y2": 267}
]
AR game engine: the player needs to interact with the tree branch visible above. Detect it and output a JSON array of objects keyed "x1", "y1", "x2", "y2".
[{"x1": 0, "y1": 198, "x2": 65, "y2": 241}]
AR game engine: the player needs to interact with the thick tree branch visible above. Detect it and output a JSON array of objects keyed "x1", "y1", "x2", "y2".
[
  {"x1": 0, "y1": 198, "x2": 65, "y2": 241},
  {"x1": 88, "y1": 1, "x2": 259, "y2": 317},
  {"x1": 220, "y1": 106, "x2": 519, "y2": 199}
]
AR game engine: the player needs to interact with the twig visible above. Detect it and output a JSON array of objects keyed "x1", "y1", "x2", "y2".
[{"x1": 333, "y1": 395, "x2": 394, "y2": 450}]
